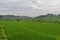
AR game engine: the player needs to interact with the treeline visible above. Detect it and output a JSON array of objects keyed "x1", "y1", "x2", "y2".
[
  {"x1": 0, "y1": 15, "x2": 32, "y2": 21},
  {"x1": 33, "y1": 14, "x2": 60, "y2": 24},
  {"x1": 0, "y1": 14, "x2": 60, "y2": 23}
]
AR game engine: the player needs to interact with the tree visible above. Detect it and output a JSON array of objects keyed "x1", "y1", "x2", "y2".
[
  {"x1": 0, "y1": 15, "x2": 3, "y2": 18},
  {"x1": 16, "y1": 19, "x2": 20, "y2": 21}
]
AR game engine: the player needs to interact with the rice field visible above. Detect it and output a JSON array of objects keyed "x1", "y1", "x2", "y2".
[{"x1": 0, "y1": 20, "x2": 60, "y2": 40}]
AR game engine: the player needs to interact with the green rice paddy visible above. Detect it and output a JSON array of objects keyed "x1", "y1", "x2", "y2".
[{"x1": 0, "y1": 21, "x2": 60, "y2": 40}]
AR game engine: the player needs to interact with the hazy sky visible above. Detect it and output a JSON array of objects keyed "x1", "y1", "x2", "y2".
[{"x1": 0, "y1": 0, "x2": 60, "y2": 17}]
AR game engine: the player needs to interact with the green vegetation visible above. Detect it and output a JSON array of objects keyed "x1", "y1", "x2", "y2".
[
  {"x1": 0, "y1": 20, "x2": 60, "y2": 40},
  {"x1": 0, "y1": 25, "x2": 8, "y2": 40}
]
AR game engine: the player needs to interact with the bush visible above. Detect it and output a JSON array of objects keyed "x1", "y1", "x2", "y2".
[{"x1": 16, "y1": 19, "x2": 20, "y2": 21}]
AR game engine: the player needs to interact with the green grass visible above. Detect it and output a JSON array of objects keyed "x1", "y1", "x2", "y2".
[{"x1": 0, "y1": 20, "x2": 60, "y2": 40}]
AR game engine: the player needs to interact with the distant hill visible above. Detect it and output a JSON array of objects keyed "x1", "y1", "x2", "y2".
[
  {"x1": 0, "y1": 14, "x2": 60, "y2": 23},
  {"x1": 0, "y1": 15, "x2": 31, "y2": 20},
  {"x1": 34, "y1": 14, "x2": 60, "y2": 22}
]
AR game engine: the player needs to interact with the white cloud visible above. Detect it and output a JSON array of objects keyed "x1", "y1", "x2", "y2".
[
  {"x1": 0, "y1": 0, "x2": 60, "y2": 16},
  {"x1": 7, "y1": 0, "x2": 18, "y2": 3},
  {"x1": 40, "y1": 0, "x2": 60, "y2": 7}
]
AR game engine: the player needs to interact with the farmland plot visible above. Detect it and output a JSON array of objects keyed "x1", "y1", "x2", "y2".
[{"x1": 0, "y1": 21, "x2": 60, "y2": 40}]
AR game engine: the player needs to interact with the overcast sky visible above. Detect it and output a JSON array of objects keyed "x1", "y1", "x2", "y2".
[{"x1": 0, "y1": 0, "x2": 60, "y2": 17}]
